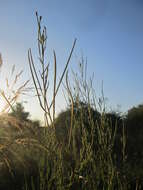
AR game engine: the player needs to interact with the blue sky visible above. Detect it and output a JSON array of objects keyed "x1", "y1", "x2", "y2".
[{"x1": 0, "y1": 0, "x2": 143, "y2": 120}]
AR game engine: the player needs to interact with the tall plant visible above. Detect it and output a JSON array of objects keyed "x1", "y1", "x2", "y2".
[
  {"x1": 27, "y1": 13, "x2": 129, "y2": 190},
  {"x1": 28, "y1": 12, "x2": 76, "y2": 127}
]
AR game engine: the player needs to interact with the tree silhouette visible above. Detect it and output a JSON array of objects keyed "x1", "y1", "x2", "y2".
[
  {"x1": 10, "y1": 102, "x2": 29, "y2": 121},
  {"x1": 126, "y1": 104, "x2": 143, "y2": 164}
]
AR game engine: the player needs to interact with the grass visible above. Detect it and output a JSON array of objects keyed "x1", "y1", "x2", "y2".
[
  {"x1": 0, "y1": 12, "x2": 142, "y2": 190},
  {"x1": 26, "y1": 12, "x2": 127, "y2": 190}
]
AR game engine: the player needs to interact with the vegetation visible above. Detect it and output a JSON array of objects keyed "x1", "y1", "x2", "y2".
[{"x1": 0, "y1": 12, "x2": 143, "y2": 190}]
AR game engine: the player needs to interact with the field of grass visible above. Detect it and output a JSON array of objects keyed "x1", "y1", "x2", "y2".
[{"x1": 0, "y1": 13, "x2": 143, "y2": 190}]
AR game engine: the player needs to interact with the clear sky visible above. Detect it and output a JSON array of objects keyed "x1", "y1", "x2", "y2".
[{"x1": 0, "y1": 0, "x2": 143, "y2": 120}]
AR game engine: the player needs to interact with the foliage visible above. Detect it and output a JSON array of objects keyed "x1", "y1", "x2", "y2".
[{"x1": 10, "y1": 102, "x2": 30, "y2": 121}]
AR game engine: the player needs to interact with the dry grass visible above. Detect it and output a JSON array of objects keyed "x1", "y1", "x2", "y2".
[
  {"x1": 26, "y1": 13, "x2": 127, "y2": 190},
  {"x1": 28, "y1": 12, "x2": 76, "y2": 127},
  {"x1": 0, "y1": 12, "x2": 140, "y2": 190}
]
